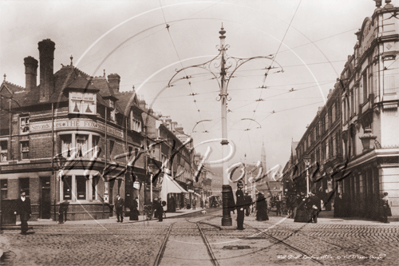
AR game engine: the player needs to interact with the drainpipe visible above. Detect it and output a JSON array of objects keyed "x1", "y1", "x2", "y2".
[
  {"x1": 103, "y1": 107, "x2": 107, "y2": 218},
  {"x1": 51, "y1": 103, "x2": 56, "y2": 222}
]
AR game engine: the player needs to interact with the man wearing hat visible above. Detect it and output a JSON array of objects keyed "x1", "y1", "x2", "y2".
[
  {"x1": 236, "y1": 180, "x2": 245, "y2": 230},
  {"x1": 14, "y1": 191, "x2": 32, "y2": 234}
]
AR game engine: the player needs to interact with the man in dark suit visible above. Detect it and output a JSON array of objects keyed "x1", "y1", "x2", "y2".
[
  {"x1": 14, "y1": 191, "x2": 31, "y2": 234},
  {"x1": 236, "y1": 180, "x2": 245, "y2": 230},
  {"x1": 115, "y1": 194, "x2": 124, "y2": 222}
]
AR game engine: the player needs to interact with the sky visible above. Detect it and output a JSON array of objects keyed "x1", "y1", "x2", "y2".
[{"x1": 1, "y1": 0, "x2": 397, "y2": 172}]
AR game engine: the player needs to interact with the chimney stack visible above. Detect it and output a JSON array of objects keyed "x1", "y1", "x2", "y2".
[
  {"x1": 24, "y1": 56, "x2": 38, "y2": 91},
  {"x1": 108, "y1": 73, "x2": 120, "y2": 92},
  {"x1": 38, "y1": 39, "x2": 55, "y2": 102}
]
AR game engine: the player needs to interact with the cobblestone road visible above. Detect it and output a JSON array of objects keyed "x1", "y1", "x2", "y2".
[{"x1": 0, "y1": 211, "x2": 398, "y2": 266}]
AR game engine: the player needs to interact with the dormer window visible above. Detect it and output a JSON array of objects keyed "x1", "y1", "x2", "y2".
[
  {"x1": 20, "y1": 116, "x2": 30, "y2": 134},
  {"x1": 129, "y1": 110, "x2": 142, "y2": 132},
  {"x1": 69, "y1": 91, "x2": 97, "y2": 115},
  {"x1": 109, "y1": 99, "x2": 115, "y2": 109}
]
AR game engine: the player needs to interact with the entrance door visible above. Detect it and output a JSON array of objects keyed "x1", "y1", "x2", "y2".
[{"x1": 40, "y1": 177, "x2": 51, "y2": 219}]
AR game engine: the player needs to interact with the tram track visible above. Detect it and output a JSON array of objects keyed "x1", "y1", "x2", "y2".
[
  {"x1": 244, "y1": 222, "x2": 324, "y2": 265},
  {"x1": 153, "y1": 214, "x2": 220, "y2": 266},
  {"x1": 262, "y1": 221, "x2": 377, "y2": 260}
]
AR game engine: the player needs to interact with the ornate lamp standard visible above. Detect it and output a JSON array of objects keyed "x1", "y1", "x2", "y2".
[
  {"x1": 303, "y1": 155, "x2": 311, "y2": 195},
  {"x1": 147, "y1": 161, "x2": 158, "y2": 205},
  {"x1": 167, "y1": 26, "x2": 276, "y2": 226}
]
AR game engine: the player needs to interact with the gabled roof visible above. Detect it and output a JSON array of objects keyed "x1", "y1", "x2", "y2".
[{"x1": 114, "y1": 90, "x2": 140, "y2": 116}]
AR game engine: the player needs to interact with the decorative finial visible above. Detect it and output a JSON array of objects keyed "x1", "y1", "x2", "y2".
[
  {"x1": 70, "y1": 55, "x2": 73, "y2": 66},
  {"x1": 219, "y1": 23, "x2": 226, "y2": 36},
  {"x1": 103, "y1": 69, "x2": 106, "y2": 77},
  {"x1": 3, "y1": 74, "x2": 6, "y2": 81},
  {"x1": 132, "y1": 85, "x2": 135, "y2": 91},
  {"x1": 374, "y1": 0, "x2": 382, "y2": 8}
]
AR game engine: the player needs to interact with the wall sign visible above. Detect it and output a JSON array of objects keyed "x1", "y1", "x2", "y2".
[{"x1": 30, "y1": 118, "x2": 124, "y2": 138}]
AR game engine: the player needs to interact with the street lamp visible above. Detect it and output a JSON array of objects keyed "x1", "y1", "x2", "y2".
[
  {"x1": 303, "y1": 155, "x2": 311, "y2": 195},
  {"x1": 147, "y1": 161, "x2": 158, "y2": 205},
  {"x1": 167, "y1": 26, "x2": 278, "y2": 227}
]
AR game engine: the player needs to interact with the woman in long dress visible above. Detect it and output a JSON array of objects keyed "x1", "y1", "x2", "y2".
[
  {"x1": 256, "y1": 193, "x2": 269, "y2": 221},
  {"x1": 381, "y1": 192, "x2": 392, "y2": 223},
  {"x1": 130, "y1": 197, "x2": 139, "y2": 220}
]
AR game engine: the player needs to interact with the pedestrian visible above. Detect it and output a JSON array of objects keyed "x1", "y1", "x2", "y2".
[
  {"x1": 153, "y1": 198, "x2": 159, "y2": 219},
  {"x1": 169, "y1": 196, "x2": 176, "y2": 212},
  {"x1": 381, "y1": 192, "x2": 392, "y2": 223},
  {"x1": 334, "y1": 193, "x2": 343, "y2": 218},
  {"x1": 276, "y1": 198, "x2": 281, "y2": 216},
  {"x1": 294, "y1": 192, "x2": 308, "y2": 222},
  {"x1": 306, "y1": 192, "x2": 321, "y2": 223},
  {"x1": 14, "y1": 191, "x2": 31, "y2": 234},
  {"x1": 156, "y1": 198, "x2": 164, "y2": 222},
  {"x1": 130, "y1": 197, "x2": 139, "y2": 221},
  {"x1": 115, "y1": 194, "x2": 124, "y2": 222},
  {"x1": 59, "y1": 200, "x2": 69, "y2": 224},
  {"x1": 256, "y1": 193, "x2": 269, "y2": 221},
  {"x1": 193, "y1": 198, "x2": 197, "y2": 210},
  {"x1": 236, "y1": 180, "x2": 245, "y2": 230},
  {"x1": 244, "y1": 192, "x2": 252, "y2": 216}
]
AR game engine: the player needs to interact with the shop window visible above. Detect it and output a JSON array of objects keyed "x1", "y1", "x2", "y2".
[
  {"x1": 20, "y1": 116, "x2": 29, "y2": 134},
  {"x1": 92, "y1": 177, "x2": 99, "y2": 200},
  {"x1": 63, "y1": 176, "x2": 72, "y2": 200},
  {"x1": 20, "y1": 141, "x2": 29, "y2": 160},
  {"x1": 0, "y1": 140, "x2": 7, "y2": 162},
  {"x1": 1, "y1": 179, "x2": 7, "y2": 199},
  {"x1": 76, "y1": 134, "x2": 88, "y2": 158},
  {"x1": 19, "y1": 178, "x2": 29, "y2": 196},
  {"x1": 61, "y1": 134, "x2": 72, "y2": 158},
  {"x1": 76, "y1": 176, "x2": 86, "y2": 200}
]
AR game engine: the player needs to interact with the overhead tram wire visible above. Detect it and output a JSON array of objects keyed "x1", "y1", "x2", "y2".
[
  {"x1": 249, "y1": 0, "x2": 303, "y2": 130},
  {"x1": 230, "y1": 82, "x2": 326, "y2": 112}
]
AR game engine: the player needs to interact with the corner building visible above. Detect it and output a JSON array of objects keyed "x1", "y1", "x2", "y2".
[
  {"x1": 0, "y1": 39, "x2": 195, "y2": 222},
  {"x1": 290, "y1": 1, "x2": 399, "y2": 221},
  {"x1": 338, "y1": 1, "x2": 399, "y2": 220}
]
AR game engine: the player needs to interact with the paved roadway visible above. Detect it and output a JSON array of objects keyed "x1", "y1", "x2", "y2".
[{"x1": 1, "y1": 209, "x2": 398, "y2": 266}]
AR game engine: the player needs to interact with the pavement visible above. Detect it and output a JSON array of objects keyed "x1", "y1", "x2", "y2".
[
  {"x1": 0, "y1": 207, "x2": 205, "y2": 261},
  {"x1": 1, "y1": 208, "x2": 398, "y2": 265},
  {"x1": 1, "y1": 207, "x2": 206, "y2": 229}
]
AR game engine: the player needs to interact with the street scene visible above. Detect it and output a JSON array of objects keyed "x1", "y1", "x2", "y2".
[{"x1": 1, "y1": 0, "x2": 399, "y2": 265}]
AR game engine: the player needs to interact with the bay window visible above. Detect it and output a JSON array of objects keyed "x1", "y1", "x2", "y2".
[
  {"x1": 61, "y1": 174, "x2": 99, "y2": 202},
  {"x1": 59, "y1": 132, "x2": 100, "y2": 159},
  {"x1": 63, "y1": 176, "x2": 72, "y2": 200}
]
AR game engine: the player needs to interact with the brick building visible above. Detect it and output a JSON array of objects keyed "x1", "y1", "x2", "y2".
[
  {"x1": 0, "y1": 39, "x2": 198, "y2": 223},
  {"x1": 284, "y1": 1, "x2": 399, "y2": 221}
]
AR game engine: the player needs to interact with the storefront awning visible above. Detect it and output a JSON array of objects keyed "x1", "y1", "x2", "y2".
[{"x1": 161, "y1": 174, "x2": 188, "y2": 202}]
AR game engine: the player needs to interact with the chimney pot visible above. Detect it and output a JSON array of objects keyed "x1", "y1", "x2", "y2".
[
  {"x1": 38, "y1": 39, "x2": 55, "y2": 102},
  {"x1": 24, "y1": 56, "x2": 38, "y2": 91},
  {"x1": 108, "y1": 73, "x2": 121, "y2": 92}
]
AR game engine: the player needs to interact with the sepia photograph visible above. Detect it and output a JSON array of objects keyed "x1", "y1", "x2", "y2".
[{"x1": 1, "y1": 0, "x2": 398, "y2": 265}]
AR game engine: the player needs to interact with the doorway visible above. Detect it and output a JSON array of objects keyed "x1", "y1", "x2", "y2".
[{"x1": 40, "y1": 176, "x2": 51, "y2": 219}]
